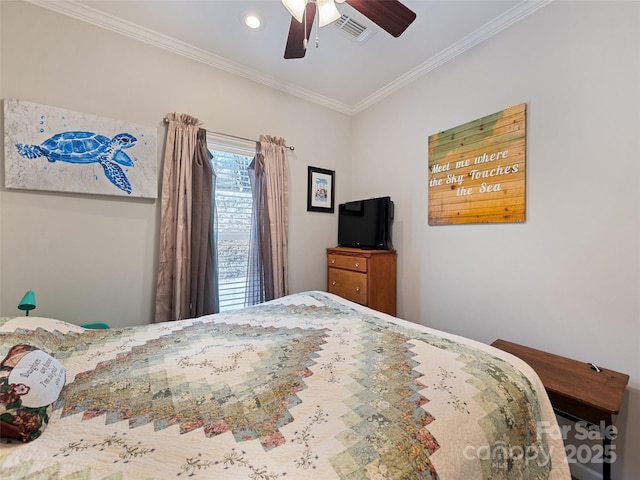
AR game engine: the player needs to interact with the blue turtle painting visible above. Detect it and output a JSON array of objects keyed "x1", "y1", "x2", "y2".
[{"x1": 15, "y1": 131, "x2": 137, "y2": 194}]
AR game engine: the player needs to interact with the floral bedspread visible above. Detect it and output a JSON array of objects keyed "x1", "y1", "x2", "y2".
[{"x1": 0, "y1": 291, "x2": 569, "y2": 479}]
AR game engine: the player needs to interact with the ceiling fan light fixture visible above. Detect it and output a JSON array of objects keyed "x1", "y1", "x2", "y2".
[
  {"x1": 281, "y1": 0, "x2": 307, "y2": 23},
  {"x1": 317, "y1": 0, "x2": 341, "y2": 27},
  {"x1": 282, "y1": 0, "x2": 341, "y2": 27}
]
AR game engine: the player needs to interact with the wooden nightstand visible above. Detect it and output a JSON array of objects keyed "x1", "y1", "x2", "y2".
[
  {"x1": 491, "y1": 339, "x2": 629, "y2": 480},
  {"x1": 326, "y1": 247, "x2": 396, "y2": 316}
]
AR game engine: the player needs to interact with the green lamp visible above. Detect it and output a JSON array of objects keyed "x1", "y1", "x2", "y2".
[{"x1": 17, "y1": 290, "x2": 36, "y2": 316}]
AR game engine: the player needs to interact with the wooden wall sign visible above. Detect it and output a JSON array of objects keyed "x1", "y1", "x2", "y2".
[{"x1": 428, "y1": 103, "x2": 526, "y2": 225}]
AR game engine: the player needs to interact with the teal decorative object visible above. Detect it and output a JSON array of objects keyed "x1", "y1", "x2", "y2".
[
  {"x1": 17, "y1": 290, "x2": 36, "y2": 316},
  {"x1": 81, "y1": 322, "x2": 110, "y2": 329}
]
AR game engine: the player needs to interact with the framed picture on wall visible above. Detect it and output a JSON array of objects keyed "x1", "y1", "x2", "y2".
[
  {"x1": 307, "y1": 166, "x2": 335, "y2": 213},
  {"x1": 3, "y1": 98, "x2": 157, "y2": 198}
]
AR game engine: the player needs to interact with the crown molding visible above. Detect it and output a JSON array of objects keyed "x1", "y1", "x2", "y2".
[
  {"x1": 25, "y1": 0, "x2": 354, "y2": 115},
  {"x1": 25, "y1": 0, "x2": 550, "y2": 117},
  {"x1": 351, "y1": 0, "x2": 552, "y2": 115}
]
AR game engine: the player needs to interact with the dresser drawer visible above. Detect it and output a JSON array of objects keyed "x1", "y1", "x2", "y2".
[
  {"x1": 327, "y1": 253, "x2": 367, "y2": 273},
  {"x1": 326, "y1": 247, "x2": 396, "y2": 316},
  {"x1": 328, "y1": 268, "x2": 368, "y2": 305}
]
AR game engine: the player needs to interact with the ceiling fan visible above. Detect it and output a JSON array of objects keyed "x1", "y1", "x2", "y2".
[{"x1": 282, "y1": 0, "x2": 416, "y2": 59}]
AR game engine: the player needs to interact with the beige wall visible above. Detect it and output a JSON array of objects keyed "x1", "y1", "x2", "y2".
[
  {"x1": 351, "y1": 2, "x2": 639, "y2": 479},
  {"x1": 0, "y1": 1, "x2": 351, "y2": 326}
]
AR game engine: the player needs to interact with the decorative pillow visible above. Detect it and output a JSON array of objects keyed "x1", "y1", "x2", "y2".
[{"x1": 0, "y1": 344, "x2": 66, "y2": 442}]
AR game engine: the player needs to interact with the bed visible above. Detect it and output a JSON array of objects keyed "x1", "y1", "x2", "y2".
[{"x1": 0, "y1": 291, "x2": 569, "y2": 479}]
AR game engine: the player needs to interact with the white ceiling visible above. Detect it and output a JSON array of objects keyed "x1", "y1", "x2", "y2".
[{"x1": 30, "y1": 0, "x2": 550, "y2": 115}]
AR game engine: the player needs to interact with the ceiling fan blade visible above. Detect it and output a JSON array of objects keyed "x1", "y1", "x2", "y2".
[
  {"x1": 284, "y1": 2, "x2": 317, "y2": 59},
  {"x1": 345, "y1": 0, "x2": 416, "y2": 38}
]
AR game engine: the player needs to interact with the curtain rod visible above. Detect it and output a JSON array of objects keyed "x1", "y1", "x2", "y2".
[{"x1": 163, "y1": 117, "x2": 294, "y2": 151}]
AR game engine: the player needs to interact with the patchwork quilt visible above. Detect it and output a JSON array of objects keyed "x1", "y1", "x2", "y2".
[{"x1": 0, "y1": 291, "x2": 569, "y2": 479}]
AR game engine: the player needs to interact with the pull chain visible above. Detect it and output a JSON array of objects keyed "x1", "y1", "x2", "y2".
[
  {"x1": 316, "y1": 1, "x2": 320, "y2": 48},
  {"x1": 303, "y1": 2, "x2": 308, "y2": 49},
  {"x1": 301, "y1": 1, "x2": 321, "y2": 50}
]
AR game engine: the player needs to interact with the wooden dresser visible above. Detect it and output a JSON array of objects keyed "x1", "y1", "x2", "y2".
[{"x1": 326, "y1": 247, "x2": 397, "y2": 316}]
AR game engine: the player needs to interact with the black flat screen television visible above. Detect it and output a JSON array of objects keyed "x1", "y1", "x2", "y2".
[{"x1": 338, "y1": 196, "x2": 394, "y2": 250}]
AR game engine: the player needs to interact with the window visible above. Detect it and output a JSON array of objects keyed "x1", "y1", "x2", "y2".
[{"x1": 207, "y1": 136, "x2": 255, "y2": 312}]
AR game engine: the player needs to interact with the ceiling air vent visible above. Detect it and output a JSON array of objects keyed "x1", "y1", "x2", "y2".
[{"x1": 331, "y1": 14, "x2": 376, "y2": 45}]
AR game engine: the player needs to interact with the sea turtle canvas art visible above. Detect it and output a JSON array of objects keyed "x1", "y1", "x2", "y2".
[
  {"x1": 16, "y1": 131, "x2": 138, "y2": 194},
  {"x1": 3, "y1": 99, "x2": 157, "y2": 198}
]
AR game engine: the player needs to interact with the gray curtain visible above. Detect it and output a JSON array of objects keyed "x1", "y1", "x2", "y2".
[
  {"x1": 246, "y1": 148, "x2": 270, "y2": 304},
  {"x1": 245, "y1": 135, "x2": 289, "y2": 305},
  {"x1": 190, "y1": 128, "x2": 218, "y2": 317},
  {"x1": 155, "y1": 113, "x2": 218, "y2": 322},
  {"x1": 209, "y1": 155, "x2": 220, "y2": 314}
]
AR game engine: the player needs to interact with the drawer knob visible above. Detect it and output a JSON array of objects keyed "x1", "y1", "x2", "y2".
[
  {"x1": 332, "y1": 281, "x2": 336, "y2": 286},
  {"x1": 331, "y1": 259, "x2": 335, "y2": 264},
  {"x1": 355, "y1": 262, "x2": 359, "y2": 267},
  {"x1": 355, "y1": 286, "x2": 360, "y2": 292}
]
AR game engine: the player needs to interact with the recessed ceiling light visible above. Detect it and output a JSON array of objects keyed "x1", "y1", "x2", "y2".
[{"x1": 244, "y1": 14, "x2": 262, "y2": 29}]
